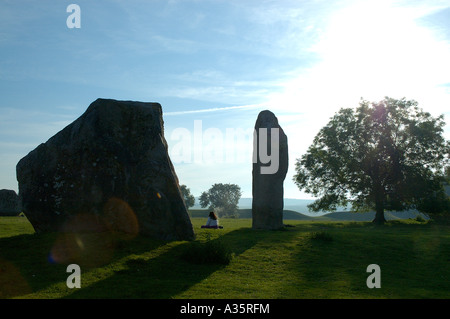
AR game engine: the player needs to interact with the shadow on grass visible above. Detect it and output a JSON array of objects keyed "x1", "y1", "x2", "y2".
[
  {"x1": 5, "y1": 221, "x2": 441, "y2": 299},
  {"x1": 64, "y1": 225, "x2": 312, "y2": 299},
  {"x1": 64, "y1": 227, "x2": 268, "y2": 299},
  {"x1": 1, "y1": 223, "x2": 294, "y2": 299},
  {"x1": 0, "y1": 231, "x2": 166, "y2": 298},
  {"x1": 289, "y1": 221, "x2": 450, "y2": 298}
]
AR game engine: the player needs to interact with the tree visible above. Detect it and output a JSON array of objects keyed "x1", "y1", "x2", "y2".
[
  {"x1": 199, "y1": 183, "x2": 242, "y2": 218},
  {"x1": 445, "y1": 166, "x2": 450, "y2": 184},
  {"x1": 418, "y1": 166, "x2": 450, "y2": 217},
  {"x1": 180, "y1": 184, "x2": 195, "y2": 209},
  {"x1": 293, "y1": 97, "x2": 449, "y2": 224}
]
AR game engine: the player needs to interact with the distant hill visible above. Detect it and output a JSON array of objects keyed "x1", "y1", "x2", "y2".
[
  {"x1": 190, "y1": 196, "x2": 427, "y2": 222},
  {"x1": 315, "y1": 210, "x2": 427, "y2": 221},
  {"x1": 191, "y1": 197, "x2": 348, "y2": 216},
  {"x1": 189, "y1": 209, "x2": 316, "y2": 220}
]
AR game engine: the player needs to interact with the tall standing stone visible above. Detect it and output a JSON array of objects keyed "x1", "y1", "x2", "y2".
[
  {"x1": 252, "y1": 110, "x2": 288, "y2": 229},
  {"x1": 16, "y1": 98, "x2": 194, "y2": 241}
]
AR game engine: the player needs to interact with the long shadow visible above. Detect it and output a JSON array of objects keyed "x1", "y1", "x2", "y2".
[
  {"x1": 0, "y1": 231, "x2": 166, "y2": 298},
  {"x1": 289, "y1": 222, "x2": 450, "y2": 298},
  {"x1": 1, "y1": 223, "x2": 303, "y2": 299},
  {"x1": 65, "y1": 226, "x2": 301, "y2": 299}
]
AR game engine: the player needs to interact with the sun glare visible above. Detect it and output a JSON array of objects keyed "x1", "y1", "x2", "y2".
[{"x1": 270, "y1": 1, "x2": 450, "y2": 120}]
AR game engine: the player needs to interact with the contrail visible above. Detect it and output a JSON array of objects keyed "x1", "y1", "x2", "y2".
[{"x1": 164, "y1": 103, "x2": 267, "y2": 116}]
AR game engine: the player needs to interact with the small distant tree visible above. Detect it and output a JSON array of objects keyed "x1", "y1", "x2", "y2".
[
  {"x1": 180, "y1": 184, "x2": 195, "y2": 209},
  {"x1": 294, "y1": 97, "x2": 449, "y2": 223},
  {"x1": 200, "y1": 183, "x2": 242, "y2": 218}
]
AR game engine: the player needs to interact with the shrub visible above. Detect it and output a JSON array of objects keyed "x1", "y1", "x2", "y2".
[
  {"x1": 214, "y1": 206, "x2": 239, "y2": 219},
  {"x1": 310, "y1": 231, "x2": 333, "y2": 242},
  {"x1": 181, "y1": 239, "x2": 233, "y2": 265},
  {"x1": 415, "y1": 215, "x2": 426, "y2": 223}
]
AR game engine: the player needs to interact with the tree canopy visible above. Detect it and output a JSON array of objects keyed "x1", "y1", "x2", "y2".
[
  {"x1": 294, "y1": 97, "x2": 449, "y2": 223},
  {"x1": 199, "y1": 183, "x2": 242, "y2": 218},
  {"x1": 180, "y1": 184, "x2": 195, "y2": 209}
]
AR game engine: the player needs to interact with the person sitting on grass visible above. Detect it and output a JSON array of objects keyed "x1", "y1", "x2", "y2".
[{"x1": 201, "y1": 211, "x2": 223, "y2": 229}]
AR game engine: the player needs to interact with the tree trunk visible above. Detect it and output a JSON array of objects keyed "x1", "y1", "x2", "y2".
[
  {"x1": 372, "y1": 200, "x2": 386, "y2": 224},
  {"x1": 372, "y1": 180, "x2": 386, "y2": 224}
]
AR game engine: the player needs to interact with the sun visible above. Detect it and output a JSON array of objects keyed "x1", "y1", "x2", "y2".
[{"x1": 268, "y1": 1, "x2": 450, "y2": 120}]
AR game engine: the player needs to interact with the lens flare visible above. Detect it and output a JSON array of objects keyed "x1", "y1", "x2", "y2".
[
  {"x1": 48, "y1": 198, "x2": 139, "y2": 267},
  {"x1": 103, "y1": 197, "x2": 139, "y2": 238},
  {"x1": 0, "y1": 258, "x2": 32, "y2": 298},
  {"x1": 49, "y1": 231, "x2": 116, "y2": 268}
]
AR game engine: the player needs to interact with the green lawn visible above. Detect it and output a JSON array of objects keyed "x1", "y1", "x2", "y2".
[{"x1": 0, "y1": 216, "x2": 449, "y2": 299}]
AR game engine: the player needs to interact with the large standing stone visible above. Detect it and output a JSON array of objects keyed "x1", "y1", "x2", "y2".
[
  {"x1": 16, "y1": 98, "x2": 194, "y2": 241},
  {"x1": 252, "y1": 110, "x2": 288, "y2": 230},
  {"x1": 0, "y1": 189, "x2": 21, "y2": 216}
]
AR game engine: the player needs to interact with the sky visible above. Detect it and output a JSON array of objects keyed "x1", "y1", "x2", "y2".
[{"x1": 1, "y1": 0, "x2": 450, "y2": 200}]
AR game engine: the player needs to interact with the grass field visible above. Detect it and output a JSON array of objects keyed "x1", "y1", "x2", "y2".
[{"x1": 0, "y1": 216, "x2": 449, "y2": 299}]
